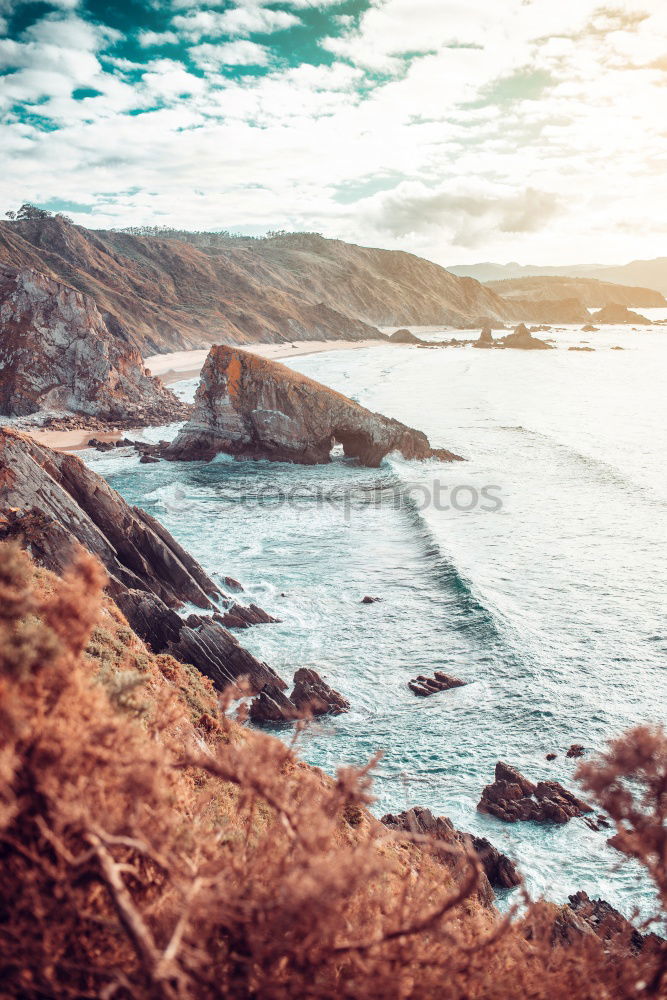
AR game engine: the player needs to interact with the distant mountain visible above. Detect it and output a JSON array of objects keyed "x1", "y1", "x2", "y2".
[
  {"x1": 448, "y1": 260, "x2": 667, "y2": 298},
  {"x1": 485, "y1": 276, "x2": 666, "y2": 309},
  {"x1": 0, "y1": 219, "x2": 513, "y2": 355}
]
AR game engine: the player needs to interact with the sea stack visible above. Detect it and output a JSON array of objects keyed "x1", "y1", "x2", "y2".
[
  {"x1": 500, "y1": 324, "x2": 553, "y2": 350},
  {"x1": 0, "y1": 265, "x2": 187, "y2": 422},
  {"x1": 164, "y1": 344, "x2": 463, "y2": 467}
]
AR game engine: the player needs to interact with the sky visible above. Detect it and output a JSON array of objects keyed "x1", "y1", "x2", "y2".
[{"x1": 1, "y1": 0, "x2": 666, "y2": 266}]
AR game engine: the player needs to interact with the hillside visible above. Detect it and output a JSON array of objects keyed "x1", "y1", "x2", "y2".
[
  {"x1": 448, "y1": 260, "x2": 667, "y2": 298},
  {"x1": 0, "y1": 219, "x2": 513, "y2": 354},
  {"x1": 486, "y1": 276, "x2": 666, "y2": 309}
]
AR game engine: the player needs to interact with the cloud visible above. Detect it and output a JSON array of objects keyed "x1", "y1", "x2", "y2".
[
  {"x1": 363, "y1": 182, "x2": 562, "y2": 246},
  {"x1": 138, "y1": 31, "x2": 180, "y2": 48},
  {"x1": 171, "y1": 8, "x2": 300, "y2": 42},
  {"x1": 189, "y1": 40, "x2": 271, "y2": 70}
]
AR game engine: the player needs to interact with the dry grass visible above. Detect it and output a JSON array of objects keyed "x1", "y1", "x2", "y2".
[{"x1": 0, "y1": 540, "x2": 664, "y2": 998}]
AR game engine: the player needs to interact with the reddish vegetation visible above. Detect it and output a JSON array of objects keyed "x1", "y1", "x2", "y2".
[{"x1": 0, "y1": 541, "x2": 665, "y2": 997}]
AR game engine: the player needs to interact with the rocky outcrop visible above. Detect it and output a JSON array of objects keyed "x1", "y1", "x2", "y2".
[
  {"x1": 499, "y1": 324, "x2": 554, "y2": 350},
  {"x1": 478, "y1": 761, "x2": 592, "y2": 824},
  {"x1": 556, "y1": 892, "x2": 663, "y2": 956},
  {"x1": 568, "y1": 346, "x2": 595, "y2": 352},
  {"x1": 0, "y1": 428, "x2": 217, "y2": 608},
  {"x1": 0, "y1": 266, "x2": 188, "y2": 422},
  {"x1": 164, "y1": 345, "x2": 463, "y2": 468},
  {"x1": 0, "y1": 218, "x2": 513, "y2": 354},
  {"x1": 408, "y1": 671, "x2": 466, "y2": 696},
  {"x1": 0, "y1": 428, "x2": 285, "y2": 695},
  {"x1": 380, "y1": 806, "x2": 521, "y2": 903},
  {"x1": 592, "y1": 304, "x2": 651, "y2": 324},
  {"x1": 389, "y1": 328, "x2": 421, "y2": 343},
  {"x1": 473, "y1": 326, "x2": 495, "y2": 348},
  {"x1": 213, "y1": 604, "x2": 281, "y2": 629},
  {"x1": 249, "y1": 667, "x2": 349, "y2": 723},
  {"x1": 117, "y1": 592, "x2": 284, "y2": 694}
]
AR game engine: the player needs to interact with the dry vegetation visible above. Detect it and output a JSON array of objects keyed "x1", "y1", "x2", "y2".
[{"x1": 0, "y1": 540, "x2": 665, "y2": 998}]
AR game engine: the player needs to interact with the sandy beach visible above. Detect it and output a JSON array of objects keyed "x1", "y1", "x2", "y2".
[
  {"x1": 145, "y1": 338, "x2": 384, "y2": 385},
  {"x1": 25, "y1": 339, "x2": 385, "y2": 452}
]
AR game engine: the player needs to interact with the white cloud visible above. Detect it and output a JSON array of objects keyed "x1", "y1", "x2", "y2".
[
  {"x1": 189, "y1": 40, "x2": 271, "y2": 70},
  {"x1": 171, "y1": 7, "x2": 300, "y2": 41},
  {"x1": 138, "y1": 30, "x2": 180, "y2": 48},
  {"x1": 4, "y1": 1, "x2": 667, "y2": 265}
]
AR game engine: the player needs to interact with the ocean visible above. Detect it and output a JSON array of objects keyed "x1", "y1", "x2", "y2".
[{"x1": 85, "y1": 318, "x2": 667, "y2": 916}]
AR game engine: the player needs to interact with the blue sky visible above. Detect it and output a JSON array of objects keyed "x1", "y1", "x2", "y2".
[{"x1": 1, "y1": 0, "x2": 667, "y2": 264}]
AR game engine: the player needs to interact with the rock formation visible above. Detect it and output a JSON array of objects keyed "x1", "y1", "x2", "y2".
[
  {"x1": 408, "y1": 671, "x2": 466, "y2": 696},
  {"x1": 213, "y1": 604, "x2": 281, "y2": 629},
  {"x1": 0, "y1": 217, "x2": 513, "y2": 353},
  {"x1": 0, "y1": 266, "x2": 188, "y2": 422},
  {"x1": 0, "y1": 428, "x2": 285, "y2": 694},
  {"x1": 380, "y1": 806, "x2": 521, "y2": 902},
  {"x1": 556, "y1": 892, "x2": 663, "y2": 957},
  {"x1": 592, "y1": 304, "x2": 651, "y2": 324},
  {"x1": 389, "y1": 328, "x2": 421, "y2": 343},
  {"x1": 499, "y1": 324, "x2": 554, "y2": 350},
  {"x1": 164, "y1": 345, "x2": 463, "y2": 467},
  {"x1": 249, "y1": 667, "x2": 349, "y2": 723},
  {"x1": 487, "y1": 275, "x2": 666, "y2": 309},
  {"x1": 473, "y1": 326, "x2": 495, "y2": 348},
  {"x1": 478, "y1": 761, "x2": 592, "y2": 824}
]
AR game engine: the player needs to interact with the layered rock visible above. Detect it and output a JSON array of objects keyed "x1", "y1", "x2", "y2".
[
  {"x1": 408, "y1": 671, "x2": 466, "y2": 697},
  {"x1": 478, "y1": 761, "x2": 592, "y2": 824},
  {"x1": 164, "y1": 345, "x2": 463, "y2": 468},
  {"x1": 591, "y1": 304, "x2": 651, "y2": 324},
  {"x1": 213, "y1": 604, "x2": 281, "y2": 629},
  {"x1": 0, "y1": 428, "x2": 284, "y2": 694},
  {"x1": 380, "y1": 806, "x2": 521, "y2": 903},
  {"x1": 555, "y1": 892, "x2": 663, "y2": 957},
  {"x1": 0, "y1": 266, "x2": 188, "y2": 422},
  {"x1": 249, "y1": 667, "x2": 349, "y2": 723}
]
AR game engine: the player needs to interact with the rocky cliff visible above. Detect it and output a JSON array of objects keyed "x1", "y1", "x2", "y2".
[
  {"x1": 0, "y1": 265, "x2": 187, "y2": 421},
  {"x1": 487, "y1": 276, "x2": 666, "y2": 309},
  {"x1": 0, "y1": 428, "x2": 284, "y2": 693},
  {"x1": 0, "y1": 218, "x2": 513, "y2": 353},
  {"x1": 164, "y1": 345, "x2": 463, "y2": 467}
]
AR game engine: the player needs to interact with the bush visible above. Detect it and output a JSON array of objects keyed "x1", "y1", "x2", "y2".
[{"x1": 0, "y1": 540, "x2": 664, "y2": 998}]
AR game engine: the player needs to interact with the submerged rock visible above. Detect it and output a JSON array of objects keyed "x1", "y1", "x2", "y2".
[
  {"x1": 163, "y1": 345, "x2": 463, "y2": 468},
  {"x1": 250, "y1": 667, "x2": 349, "y2": 723},
  {"x1": 478, "y1": 761, "x2": 592, "y2": 824},
  {"x1": 0, "y1": 266, "x2": 188, "y2": 423},
  {"x1": 559, "y1": 891, "x2": 663, "y2": 956},
  {"x1": 566, "y1": 744, "x2": 586, "y2": 758},
  {"x1": 361, "y1": 595, "x2": 383, "y2": 604},
  {"x1": 408, "y1": 671, "x2": 466, "y2": 697}
]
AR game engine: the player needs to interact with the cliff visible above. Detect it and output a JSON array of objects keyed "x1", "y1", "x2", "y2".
[
  {"x1": 164, "y1": 344, "x2": 463, "y2": 467},
  {"x1": 498, "y1": 297, "x2": 590, "y2": 324},
  {"x1": 0, "y1": 265, "x2": 187, "y2": 421},
  {"x1": 0, "y1": 427, "x2": 284, "y2": 693},
  {"x1": 0, "y1": 218, "x2": 513, "y2": 353},
  {"x1": 487, "y1": 276, "x2": 666, "y2": 309}
]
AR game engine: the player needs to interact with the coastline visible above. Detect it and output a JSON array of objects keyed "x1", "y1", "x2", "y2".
[{"x1": 24, "y1": 338, "x2": 386, "y2": 452}]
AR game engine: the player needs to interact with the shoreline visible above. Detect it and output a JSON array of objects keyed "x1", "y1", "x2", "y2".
[{"x1": 22, "y1": 338, "x2": 386, "y2": 452}]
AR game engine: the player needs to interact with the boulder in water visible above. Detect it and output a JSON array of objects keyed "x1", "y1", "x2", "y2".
[
  {"x1": 478, "y1": 761, "x2": 592, "y2": 823},
  {"x1": 499, "y1": 324, "x2": 554, "y2": 350}
]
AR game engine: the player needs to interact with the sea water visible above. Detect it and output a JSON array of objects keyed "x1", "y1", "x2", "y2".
[{"x1": 87, "y1": 319, "x2": 667, "y2": 916}]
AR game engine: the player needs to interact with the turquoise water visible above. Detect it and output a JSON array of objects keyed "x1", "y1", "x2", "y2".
[{"x1": 87, "y1": 322, "x2": 667, "y2": 916}]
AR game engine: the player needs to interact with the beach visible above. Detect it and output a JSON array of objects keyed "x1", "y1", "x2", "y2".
[{"x1": 25, "y1": 338, "x2": 385, "y2": 451}]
